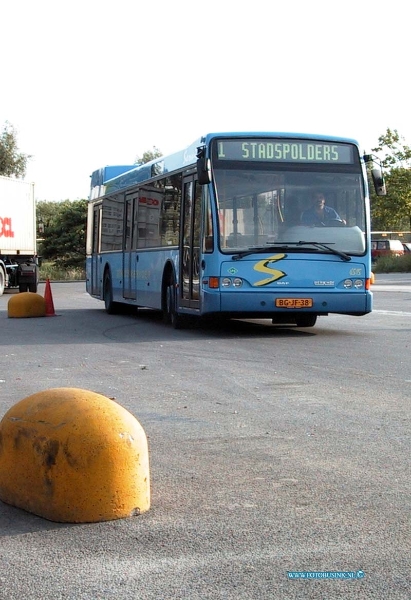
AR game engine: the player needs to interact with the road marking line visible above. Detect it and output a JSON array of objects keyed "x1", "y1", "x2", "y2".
[{"x1": 373, "y1": 310, "x2": 411, "y2": 316}]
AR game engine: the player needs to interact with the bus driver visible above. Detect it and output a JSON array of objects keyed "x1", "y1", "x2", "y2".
[{"x1": 301, "y1": 192, "x2": 346, "y2": 226}]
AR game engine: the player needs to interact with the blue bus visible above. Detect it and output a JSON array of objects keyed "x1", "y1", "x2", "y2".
[{"x1": 86, "y1": 132, "x2": 386, "y2": 328}]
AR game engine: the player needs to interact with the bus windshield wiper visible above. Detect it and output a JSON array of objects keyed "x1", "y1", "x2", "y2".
[
  {"x1": 231, "y1": 241, "x2": 351, "y2": 261},
  {"x1": 295, "y1": 241, "x2": 351, "y2": 261},
  {"x1": 232, "y1": 245, "x2": 291, "y2": 260}
]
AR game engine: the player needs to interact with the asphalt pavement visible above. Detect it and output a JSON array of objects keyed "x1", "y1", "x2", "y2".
[{"x1": 0, "y1": 279, "x2": 409, "y2": 600}]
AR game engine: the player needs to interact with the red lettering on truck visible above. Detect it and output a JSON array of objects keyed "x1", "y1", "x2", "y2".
[{"x1": 0, "y1": 217, "x2": 15, "y2": 238}]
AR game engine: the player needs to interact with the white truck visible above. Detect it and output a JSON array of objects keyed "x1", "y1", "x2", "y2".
[{"x1": 0, "y1": 175, "x2": 39, "y2": 295}]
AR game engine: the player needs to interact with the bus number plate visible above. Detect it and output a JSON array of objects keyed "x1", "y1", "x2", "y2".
[{"x1": 275, "y1": 298, "x2": 313, "y2": 308}]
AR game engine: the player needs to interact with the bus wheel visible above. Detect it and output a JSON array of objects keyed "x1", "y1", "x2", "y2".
[
  {"x1": 104, "y1": 273, "x2": 120, "y2": 314},
  {"x1": 163, "y1": 283, "x2": 172, "y2": 324},
  {"x1": 295, "y1": 314, "x2": 317, "y2": 328},
  {"x1": 164, "y1": 279, "x2": 187, "y2": 329}
]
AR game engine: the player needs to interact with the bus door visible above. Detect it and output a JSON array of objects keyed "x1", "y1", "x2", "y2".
[
  {"x1": 180, "y1": 176, "x2": 201, "y2": 309},
  {"x1": 123, "y1": 193, "x2": 137, "y2": 299},
  {"x1": 91, "y1": 203, "x2": 102, "y2": 296}
]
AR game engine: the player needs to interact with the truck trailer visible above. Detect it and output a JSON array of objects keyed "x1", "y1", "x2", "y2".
[{"x1": 0, "y1": 175, "x2": 39, "y2": 295}]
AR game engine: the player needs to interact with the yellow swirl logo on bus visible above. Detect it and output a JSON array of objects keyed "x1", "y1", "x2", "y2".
[{"x1": 253, "y1": 254, "x2": 287, "y2": 286}]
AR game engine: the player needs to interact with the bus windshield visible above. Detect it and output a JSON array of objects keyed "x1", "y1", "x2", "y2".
[{"x1": 212, "y1": 141, "x2": 366, "y2": 256}]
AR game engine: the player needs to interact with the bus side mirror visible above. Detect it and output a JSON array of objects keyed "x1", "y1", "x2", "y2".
[
  {"x1": 364, "y1": 154, "x2": 387, "y2": 197},
  {"x1": 196, "y1": 147, "x2": 211, "y2": 185},
  {"x1": 371, "y1": 167, "x2": 387, "y2": 196}
]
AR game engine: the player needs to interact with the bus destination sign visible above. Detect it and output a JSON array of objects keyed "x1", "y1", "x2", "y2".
[{"x1": 215, "y1": 139, "x2": 354, "y2": 164}]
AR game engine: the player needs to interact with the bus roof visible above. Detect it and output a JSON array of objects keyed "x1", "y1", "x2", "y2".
[{"x1": 93, "y1": 131, "x2": 361, "y2": 198}]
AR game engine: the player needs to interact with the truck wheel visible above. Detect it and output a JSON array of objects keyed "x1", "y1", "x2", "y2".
[{"x1": 0, "y1": 269, "x2": 5, "y2": 296}]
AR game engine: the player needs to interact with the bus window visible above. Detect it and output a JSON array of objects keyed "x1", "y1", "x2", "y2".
[
  {"x1": 160, "y1": 175, "x2": 182, "y2": 247},
  {"x1": 101, "y1": 195, "x2": 124, "y2": 252}
]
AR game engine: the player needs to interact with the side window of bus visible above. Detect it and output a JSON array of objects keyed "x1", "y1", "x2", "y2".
[
  {"x1": 160, "y1": 175, "x2": 182, "y2": 247},
  {"x1": 136, "y1": 185, "x2": 162, "y2": 248},
  {"x1": 101, "y1": 195, "x2": 124, "y2": 251}
]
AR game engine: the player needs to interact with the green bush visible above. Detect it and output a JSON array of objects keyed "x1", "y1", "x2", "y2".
[
  {"x1": 39, "y1": 261, "x2": 85, "y2": 281},
  {"x1": 372, "y1": 254, "x2": 411, "y2": 273}
]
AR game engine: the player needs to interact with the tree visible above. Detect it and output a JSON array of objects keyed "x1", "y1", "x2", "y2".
[
  {"x1": 0, "y1": 121, "x2": 31, "y2": 178},
  {"x1": 370, "y1": 129, "x2": 411, "y2": 230},
  {"x1": 135, "y1": 146, "x2": 162, "y2": 165},
  {"x1": 37, "y1": 199, "x2": 88, "y2": 268},
  {"x1": 372, "y1": 128, "x2": 411, "y2": 169}
]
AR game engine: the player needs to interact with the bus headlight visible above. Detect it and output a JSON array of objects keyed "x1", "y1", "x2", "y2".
[
  {"x1": 343, "y1": 278, "x2": 364, "y2": 289},
  {"x1": 220, "y1": 277, "x2": 243, "y2": 288}
]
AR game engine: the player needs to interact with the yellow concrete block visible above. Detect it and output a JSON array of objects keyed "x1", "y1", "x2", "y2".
[
  {"x1": 8, "y1": 292, "x2": 46, "y2": 318},
  {"x1": 0, "y1": 388, "x2": 150, "y2": 523}
]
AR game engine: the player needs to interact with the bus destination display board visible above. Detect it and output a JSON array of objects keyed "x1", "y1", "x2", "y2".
[{"x1": 215, "y1": 139, "x2": 354, "y2": 164}]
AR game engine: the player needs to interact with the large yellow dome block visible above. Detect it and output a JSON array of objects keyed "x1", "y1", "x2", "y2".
[
  {"x1": 8, "y1": 292, "x2": 46, "y2": 318},
  {"x1": 0, "y1": 388, "x2": 150, "y2": 523}
]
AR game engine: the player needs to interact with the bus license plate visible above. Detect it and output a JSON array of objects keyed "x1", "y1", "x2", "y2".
[{"x1": 275, "y1": 298, "x2": 313, "y2": 308}]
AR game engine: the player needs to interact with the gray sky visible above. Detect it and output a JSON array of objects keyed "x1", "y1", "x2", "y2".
[{"x1": 2, "y1": 0, "x2": 409, "y2": 201}]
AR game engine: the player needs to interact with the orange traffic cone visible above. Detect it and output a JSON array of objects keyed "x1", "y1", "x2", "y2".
[{"x1": 44, "y1": 279, "x2": 56, "y2": 317}]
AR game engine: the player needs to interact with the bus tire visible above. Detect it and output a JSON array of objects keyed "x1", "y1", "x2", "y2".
[
  {"x1": 104, "y1": 273, "x2": 121, "y2": 315},
  {"x1": 295, "y1": 314, "x2": 317, "y2": 328},
  {"x1": 164, "y1": 278, "x2": 187, "y2": 329},
  {"x1": 163, "y1": 282, "x2": 172, "y2": 324}
]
